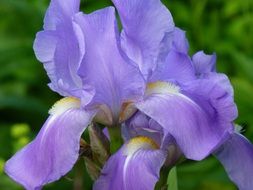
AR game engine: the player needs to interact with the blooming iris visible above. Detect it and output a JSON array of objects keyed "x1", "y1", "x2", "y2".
[{"x1": 5, "y1": 0, "x2": 253, "y2": 190}]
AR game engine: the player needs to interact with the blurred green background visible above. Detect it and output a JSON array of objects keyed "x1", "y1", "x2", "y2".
[{"x1": 0, "y1": 0, "x2": 252, "y2": 189}]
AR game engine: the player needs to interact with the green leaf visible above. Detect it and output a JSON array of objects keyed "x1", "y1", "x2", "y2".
[{"x1": 167, "y1": 167, "x2": 178, "y2": 190}]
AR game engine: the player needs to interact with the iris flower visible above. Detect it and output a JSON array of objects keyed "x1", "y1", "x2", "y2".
[{"x1": 5, "y1": 0, "x2": 253, "y2": 190}]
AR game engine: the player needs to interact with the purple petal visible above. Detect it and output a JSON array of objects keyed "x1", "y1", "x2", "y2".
[
  {"x1": 150, "y1": 51, "x2": 196, "y2": 83},
  {"x1": 113, "y1": 0, "x2": 175, "y2": 78},
  {"x1": 5, "y1": 108, "x2": 94, "y2": 189},
  {"x1": 183, "y1": 79, "x2": 238, "y2": 127},
  {"x1": 94, "y1": 139, "x2": 166, "y2": 190},
  {"x1": 43, "y1": 0, "x2": 80, "y2": 30},
  {"x1": 124, "y1": 113, "x2": 182, "y2": 166},
  {"x1": 192, "y1": 51, "x2": 234, "y2": 96},
  {"x1": 172, "y1": 27, "x2": 189, "y2": 54},
  {"x1": 33, "y1": 31, "x2": 57, "y2": 63},
  {"x1": 202, "y1": 73, "x2": 234, "y2": 96},
  {"x1": 136, "y1": 79, "x2": 237, "y2": 160},
  {"x1": 123, "y1": 112, "x2": 163, "y2": 145},
  {"x1": 34, "y1": 0, "x2": 85, "y2": 97},
  {"x1": 74, "y1": 7, "x2": 145, "y2": 117},
  {"x1": 214, "y1": 133, "x2": 253, "y2": 190},
  {"x1": 192, "y1": 51, "x2": 216, "y2": 75}
]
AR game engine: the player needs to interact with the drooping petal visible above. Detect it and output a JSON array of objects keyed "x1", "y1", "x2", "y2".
[
  {"x1": 183, "y1": 79, "x2": 237, "y2": 127},
  {"x1": 34, "y1": 0, "x2": 85, "y2": 97},
  {"x1": 74, "y1": 7, "x2": 145, "y2": 119},
  {"x1": 136, "y1": 80, "x2": 237, "y2": 160},
  {"x1": 214, "y1": 133, "x2": 253, "y2": 190},
  {"x1": 5, "y1": 98, "x2": 95, "y2": 190},
  {"x1": 192, "y1": 51, "x2": 216, "y2": 75},
  {"x1": 94, "y1": 137, "x2": 166, "y2": 190},
  {"x1": 113, "y1": 0, "x2": 175, "y2": 78},
  {"x1": 150, "y1": 51, "x2": 196, "y2": 83}
]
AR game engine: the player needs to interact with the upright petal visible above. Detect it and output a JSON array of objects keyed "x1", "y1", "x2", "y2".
[
  {"x1": 5, "y1": 97, "x2": 95, "y2": 190},
  {"x1": 34, "y1": 0, "x2": 85, "y2": 97},
  {"x1": 74, "y1": 7, "x2": 145, "y2": 120},
  {"x1": 214, "y1": 133, "x2": 253, "y2": 190},
  {"x1": 113, "y1": 0, "x2": 175, "y2": 78},
  {"x1": 136, "y1": 81, "x2": 236, "y2": 160},
  {"x1": 150, "y1": 51, "x2": 196, "y2": 83},
  {"x1": 43, "y1": 0, "x2": 80, "y2": 30},
  {"x1": 171, "y1": 27, "x2": 189, "y2": 54},
  {"x1": 94, "y1": 136, "x2": 166, "y2": 190},
  {"x1": 192, "y1": 51, "x2": 216, "y2": 76},
  {"x1": 192, "y1": 51, "x2": 234, "y2": 96}
]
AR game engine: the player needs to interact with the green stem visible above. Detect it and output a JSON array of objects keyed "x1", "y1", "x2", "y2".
[
  {"x1": 155, "y1": 166, "x2": 178, "y2": 190},
  {"x1": 74, "y1": 160, "x2": 84, "y2": 190},
  {"x1": 107, "y1": 125, "x2": 123, "y2": 153},
  {"x1": 155, "y1": 166, "x2": 170, "y2": 190}
]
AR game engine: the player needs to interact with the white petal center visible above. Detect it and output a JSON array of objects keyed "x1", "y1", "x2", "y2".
[
  {"x1": 49, "y1": 97, "x2": 81, "y2": 116},
  {"x1": 146, "y1": 81, "x2": 180, "y2": 96}
]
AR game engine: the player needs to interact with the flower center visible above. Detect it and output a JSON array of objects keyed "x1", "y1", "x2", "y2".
[{"x1": 124, "y1": 136, "x2": 159, "y2": 156}]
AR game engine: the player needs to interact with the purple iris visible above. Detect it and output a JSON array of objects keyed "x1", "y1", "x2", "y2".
[{"x1": 4, "y1": 0, "x2": 253, "y2": 190}]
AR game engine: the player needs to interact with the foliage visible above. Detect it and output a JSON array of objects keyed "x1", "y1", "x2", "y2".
[{"x1": 0, "y1": 0, "x2": 252, "y2": 189}]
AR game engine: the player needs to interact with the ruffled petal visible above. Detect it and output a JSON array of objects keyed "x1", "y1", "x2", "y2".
[
  {"x1": 5, "y1": 100, "x2": 95, "y2": 190},
  {"x1": 34, "y1": 0, "x2": 85, "y2": 97},
  {"x1": 136, "y1": 80, "x2": 237, "y2": 160},
  {"x1": 183, "y1": 79, "x2": 238, "y2": 127},
  {"x1": 113, "y1": 0, "x2": 174, "y2": 78},
  {"x1": 201, "y1": 72, "x2": 234, "y2": 97},
  {"x1": 74, "y1": 7, "x2": 145, "y2": 118},
  {"x1": 94, "y1": 137, "x2": 166, "y2": 190},
  {"x1": 214, "y1": 133, "x2": 253, "y2": 190},
  {"x1": 191, "y1": 51, "x2": 234, "y2": 96}
]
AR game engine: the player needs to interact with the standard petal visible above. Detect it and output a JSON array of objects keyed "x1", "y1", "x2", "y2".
[
  {"x1": 150, "y1": 51, "x2": 196, "y2": 83},
  {"x1": 171, "y1": 27, "x2": 189, "y2": 54},
  {"x1": 43, "y1": 0, "x2": 80, "y2": 30},
  {"x1": 113, "y1": 0, "x2": 174, "y2": 78},
  {"x1": 34, "y1": 0, "x2": 85, "y2": 97},
  {"x1": 74, "y1": 7, "x2": 144, "y2": 118},
  {"x1": 191, "y1": 51, "x2": 234, "y2": 96},
  {"x1": 94, "y1": 137, "x2": 166, "y2": 190},
  {"x1": 214, "y1": 133, "x2": 253, "y2": 190},
  {"x1": 192, "y1": 51, "x2": 216, "y2": 75},
  {"x1": 33, "y1": 31, "x2": 57, "y2": 63},
  {"x1": 34, "y1": 26, "x2": 84, "y2": 97},
  {"x1": 136, "y1": 80, "x2": 237, "y2": 160},
  {"x1": 5, "y1": 103, "x2": 94, "y2": 189}
]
